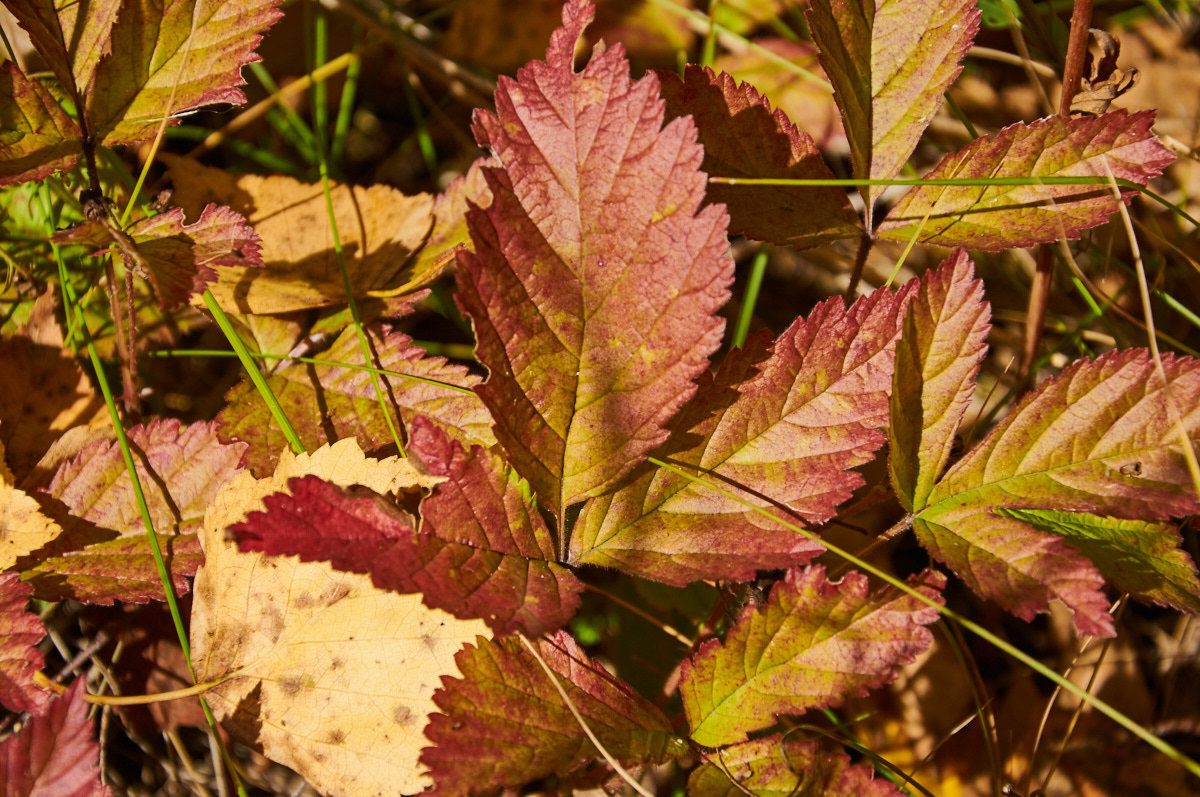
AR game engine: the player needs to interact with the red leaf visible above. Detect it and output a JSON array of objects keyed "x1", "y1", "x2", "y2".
[
  {"x1": 422, "y1": 631, "x2": 684, "y2": 796},
  {"x1": 456, "y1": 0, "x2": 733, "y2": 516},
  {"x1": 658, "y1": 65, "x2": 859, "y2": 249},
  {"x1": 0, "y1": 62, "x2": 82, "y2": 186},
  {"x1": 0, "y1": 679, "x2": 111, "y2": 797},
  {"x1": 571, "y1": 282, "x2": 914, "y2": 586},
  {"x1": 0, "y1": 573, "x2": 50, "y2": 714},
  {"x1": 877, "y1": 111, "x2": 1174, "y2": 249},
  {"x1": 218, "y1": 320, "x2": 493, "y2": 477},
  {"x1": 233, "y1": 470, "x2": 582, "y2": 637},
  {"x1": 2, "y1": 0, "x2": 118, "y2": 101},
  {"x1": 918, "y1": 349, "x2": 1200, "y2": 637},
  {"x1": 681, "y1": 566, "x2": 944, "y2": 747},
  {"x1": 889, "y1": 250, "x2": 990, "y2": 512}
]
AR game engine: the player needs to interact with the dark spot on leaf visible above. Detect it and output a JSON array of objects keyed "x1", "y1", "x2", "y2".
[{"x1": 326, "y1": 728, "x2": 348, "y2": 744}]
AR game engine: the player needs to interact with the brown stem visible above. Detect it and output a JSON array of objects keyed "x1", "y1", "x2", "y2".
[
  {"x1": 844, "y1": 231, "x2": 873, "y2": 299},
  {"x1": 1025, "y1": 0, "x2": 1091, "y2": 381},
  {"x1": 122, "y1": 267, "x2": 140, "y2": 414}
]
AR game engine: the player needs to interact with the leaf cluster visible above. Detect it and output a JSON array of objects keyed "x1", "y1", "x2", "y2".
[{"x1": 0, "y1": 0, "x2": 1198, "y2": 794}]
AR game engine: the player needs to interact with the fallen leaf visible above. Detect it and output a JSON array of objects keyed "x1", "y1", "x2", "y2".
[
  {"x1": 161, "y1": 154, "x2": 442, "y2": 314},
  {"x1": 0, "y1": 438, "x2": 66, "y2": 571},
  {"x1": 191, "y1": 438, "x2": 489, "y2": 796}
]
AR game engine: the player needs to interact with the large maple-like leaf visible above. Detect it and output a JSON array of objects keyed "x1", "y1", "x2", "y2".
[
  {"x1": 0, "y1": 679, "x2": 110, "y2": 797},
  {"x1": 456, "y1": 0, "x2": 733, "y2": 517},
  {"x1": 0, "y1": 61, "x2": 82, "y2": 187},
  {"x1": 22, "y1": 419, "x2": 245, "y2": 603},
  {"x1": 658, "y1": 65, "x2": 858, "y2": 249},
  {"x1": 422, "y1": 631, "x2": 685, "y2": 796},
  {"x1": 889, "y1": 250, "x2": 990, "y2": 512},
  {"x1": 218, "y1": 318, "x2": 494, "y2": 476},
  {"x1": 916, "y1": 350, "x2": 1200, "y2": 638},
  {"x1": 192, "y1": 439, "x2": 486, "y2": 796},
  {"x1": 570, "y1": 282, "x2": 914, "y2": 586},
  {"x1": 806, "y1": 0, "x2": 979, "y2": 218},
  {"x1": 689, "y1": 733, "x2": 902, "y2": 797},
  {"x1": 681, "y1": 566, "x2": 944, "y2": 747},
  {"x1": 0, "y1": 572, "x2": 50, "y2": 714},
  {"x1": 877, "y1": 111, "x2": 1174, "y2": 249},
  {"x1": 86, "y1": 0, "x2": 283, "y2": 146}
]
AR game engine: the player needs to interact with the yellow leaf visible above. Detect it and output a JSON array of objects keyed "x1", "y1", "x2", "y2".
[
  {"x1": 192, "y1": 439, "x2": 489, "y2": 795},
  {"x1": 0, "y1": 436, "x2": 66, "y2": 570},
  {"x1": 161, "y1": 154, "x2": 442, "y2": 314}
]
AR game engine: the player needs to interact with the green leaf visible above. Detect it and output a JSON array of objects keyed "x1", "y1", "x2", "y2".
[
  {"x1": 689, "y1": 733, "x2": 903, "y2": 796},
  {"x1": 917, "y1": 349, "x2": 1200, "y2": 637},
  {"x1": 87, "y1": 0, "x2": 283, "y2": 145},
  {"x1": 658, "y1": 65, "x2": 859, "y2": 249},
  {"x1": 571, "y1": 283, "x2": 914, "y2": 586},
  {"x1": 0, "y1": 61, "x2": 82, "y2": 186},
  {"x1": 889, "y1": 250, "x2": 989, "y2": 512},
  {"x1": 456, "y1": 0, "x2": 733, "y2": 517},
  {"x1": 681, "y1": 566, "x2": 944, "y2": 747},
  {"x1": 877, "y1": 111, "x2": 1175, "y2": 249},
  {"x1": 999, "y1": 509, "x2": 1200, "y2": 615},
  {"x1": 806, "y1": 0, "x2": 979, "y2": 217},
  {"x1": 422, "y1": 631, "x2": 685, "y2": 796}
]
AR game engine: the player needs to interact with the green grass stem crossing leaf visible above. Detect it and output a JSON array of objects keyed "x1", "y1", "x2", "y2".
[{"x1": 917, "y1": 349, "x2": 1200, "y2": 637}]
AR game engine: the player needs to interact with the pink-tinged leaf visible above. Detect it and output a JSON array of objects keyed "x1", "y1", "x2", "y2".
[
  {"x1": 25, "y1": 419, "x2": 245, "y2": 603},
  {"x1": 87, "y1": 0, "x2": 283, "y2": 146},
  {"x1": 999, "y1": 510, "x2": 1200, "y2": 615},
  {"x1": 218, "y1": 320, "x2": 494, "y2": 477},
  {"x1": 689, "y1": 733, "x2": 902, "y2": 797},
  {"x1": 2, "y1": 0, "x2": 118, "y2": 99},
  {"x1": 889, "y1": 251, "x2": 989, "y2": 512},
  {"x1": 0, "y1": 679, "x2": 111, "y2": 797},
  {"x1": 422, "y1": 631, "x2": 685, "y2": 796},
  {"x1": 0, "y1": 573, "x2": 50, "y2": 714},
  {"x1": 456, "y1": 0, "x2": 733, "y2": 516},
  {"x1": 917, "y1": 349, "x2": 1200, "y2": 637},
  {"x1": 0, "y1": 62, "x2": 82, "y2": 186},
  {"x1": 570, "y1": 283, "x2": 914, "y2": 586},
  {"x1": 52, "y1": 205, "x2": 262, "y2": 310},
  {"x1": 681, "y1": 566, "x2": 944, "y2": 747},
  {"x1": 877, "y1": 111, "x2": 1174, "y2": 249},
  {"x1": 713, "y1": 39, "x2": 846, "y2": 153},
  {"x1": 19, "y1": 533, "x2": 205, "y2": 605},
  {"x1": 123, "y1": 204, "x2": 264, "y2": 310},
  {"x1": 658, "y1": 65, "x2": 858, "y2": 249},
  {"x1": 233, "y1": 473, "x2": 582, "y2": 637},
  {"x1": 806, "y1": 0, "x2": 979, "y2": 216}
]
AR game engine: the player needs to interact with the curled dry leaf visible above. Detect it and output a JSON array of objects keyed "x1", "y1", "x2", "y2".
[{"x1": 191, "y1": 438, "x2": 489, "y2": 796}]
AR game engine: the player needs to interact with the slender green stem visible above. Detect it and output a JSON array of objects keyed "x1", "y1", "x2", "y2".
[
  {"x1": 201, "y1": 291, "x2": 306, "y2": 454},
  {"x1": 732, "y1": 247, "x2": 767, "y2": 348},
  {"x1": 647, "y1": 456, "x2": 1200, "y2": 781}
]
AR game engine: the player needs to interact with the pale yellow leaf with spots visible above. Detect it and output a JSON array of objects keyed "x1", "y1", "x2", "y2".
[
  {"x1": 191, "y1": 438, "x2": 490, "y2": 796},
  {"x1": 0, "y1": 436, "x2": 65, "y2": 570}
]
